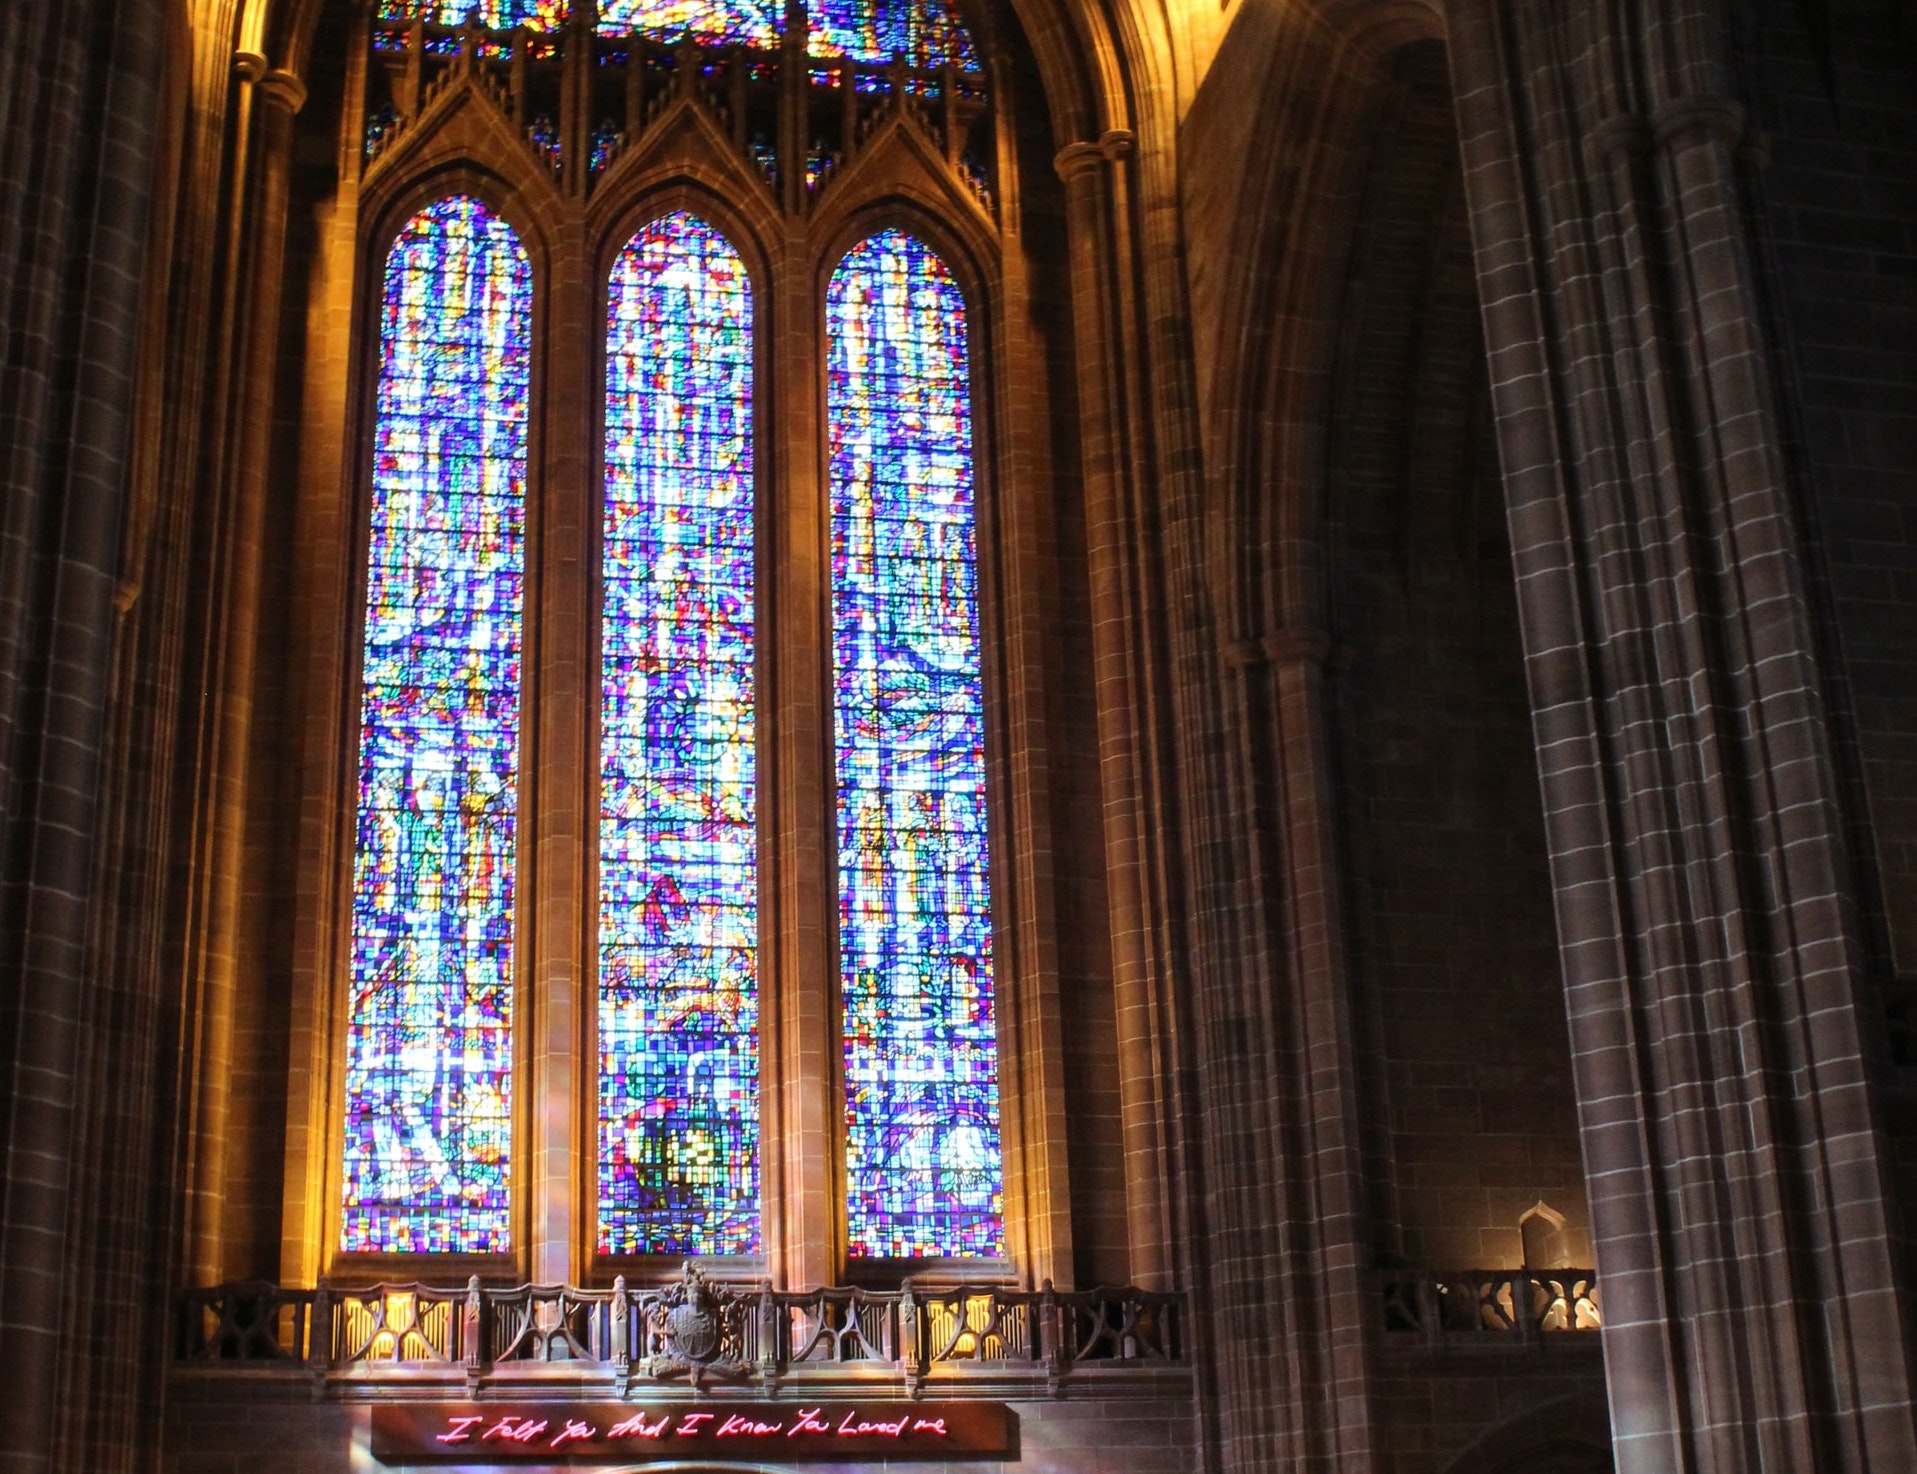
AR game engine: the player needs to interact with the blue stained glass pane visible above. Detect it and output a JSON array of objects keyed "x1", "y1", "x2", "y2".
[
  {"x1": 599, "y1": 212, "x2": 760, "y2": 1256},
  {"x1": 828, "y1": 229, "x2": 1002, "y2": 1259},
  {"x1": 808, "y1": 0, "x2": 978, "y2": 69},
  {"x1": 378, "y1": 0, "x2": 569, "y2": 28},
  {"x1": 343, "y1": 195, "x2": 530, "y2": 1254},
  {"x1": 598, "y1": 0, "x2": 781, "y2": 46}
]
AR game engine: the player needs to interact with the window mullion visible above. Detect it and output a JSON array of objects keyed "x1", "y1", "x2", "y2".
[
  {"x1": 766, "y1": 236, "x2": 840, "y2": 1291},
  {"x1": 527, "y1": 216, "x2": 593, "y2": 1285}
]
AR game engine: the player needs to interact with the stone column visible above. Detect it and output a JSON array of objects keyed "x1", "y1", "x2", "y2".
[
  {"x1": 182, "y1": 51, "x2": 307, "y2": 1285},
  {"x1": 1054, "y1": 132, "x2": 1179, "y2": 1292},
  {"x1": 1212, "y1": 625, "x2": 1380, "y2": 1474},
  {"x1": 0, "y1": 0, "x2": 169, "y2": 1471},
  {"x1": 1448, "y1": 2, "x2": 1917, "y2": 1468},
  {"x1": 1064, "y1": 101, "x2": 1383, "y2": 1468}
]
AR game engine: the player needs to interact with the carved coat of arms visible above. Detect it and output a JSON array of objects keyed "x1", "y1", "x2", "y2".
[{"x1": 642, "y1": 1264, "x2": 749, "y2": 1387}]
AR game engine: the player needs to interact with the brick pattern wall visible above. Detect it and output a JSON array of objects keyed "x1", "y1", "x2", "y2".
[
  {"x1": 1171, "y1": 11, "x2": 1614, "y2": 1469},
  {"x1": 1373, "y1": 1349, "x2": 1610, "y2": 1474},
  {"x1": 1449, "y1": 0, "x2": 1917, "y2": 1468}
]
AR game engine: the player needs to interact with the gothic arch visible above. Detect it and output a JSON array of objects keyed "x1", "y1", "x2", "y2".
[{"x1": 1186, "y1": 0, "x2": 1447, "y2": 642}]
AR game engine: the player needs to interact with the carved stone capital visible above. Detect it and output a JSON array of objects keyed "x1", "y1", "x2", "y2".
[
  {"x1": 1098, "y1": 127, "x2": 1135, "y2": 162},
  {"x1": 233, "y1": 50, "x2": 268, "y2": 83}
]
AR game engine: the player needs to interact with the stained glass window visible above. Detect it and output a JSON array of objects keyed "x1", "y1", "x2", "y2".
[
  {"x1": 376, "y1": 0, "x2": 569, "y2": 28},
  {"x1": 374, "y1": 0, "x2": 970, "y2": 61},
  {"x1": 808, "y1": 0, "x2": 979, "y2": 70},
  {"x1": 598, "y1": 0, "x2": 781, "y2": 46},
  {"x1": 599, "y1": 213, "x2": 760, "y2": 1256},
  {"x1": 343, "y1": 196, "x2": 530, "y2": 1254},
  {"x1": 828, "y1": 229, "x2": 1002, "y2": 1258}
]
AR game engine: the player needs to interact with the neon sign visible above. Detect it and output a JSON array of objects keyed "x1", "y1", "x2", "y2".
[{"x1": 371, "y1": 1401, "x2": 1015, "y2": 1462}]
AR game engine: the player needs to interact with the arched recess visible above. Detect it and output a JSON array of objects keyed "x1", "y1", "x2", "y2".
[
  {"x1": 1310, "y1": 34, "x2": 1589, "y2": 1278},
  {"x1": 1170, "y1": 4, "x2": 1601, "y2": 1471},
  {"x1": 1186, "y1": 0, "x2": 1446, "y2": 633}
]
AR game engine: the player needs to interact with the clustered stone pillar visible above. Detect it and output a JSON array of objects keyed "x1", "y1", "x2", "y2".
[
  {"x1": 0, "y1": 1, "x2": 169, "y2": 1472},
  {"x1": 182, "y1": 50, "x2": 307, "y2": 1288},
  {"x1": 1448, "y1": 2, "x2": 1917, "y2": 1469},
  {"x1": 1054, "y1": 129, "x2": 1180, "y2": 1297},
  {"x1": 1061, "y1": 108, "x2": 1383, "y2": 1470}
]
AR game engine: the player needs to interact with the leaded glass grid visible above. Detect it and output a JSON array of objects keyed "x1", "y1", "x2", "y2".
[
  {"x1": 342, "y1": 195, "x2": 530, "y2": 1254},
  {"x1": 808, "y1": 0, "x2": 979, "y2": 70},
  {"x1": 374, "y1": 0, "x2": 970, "y2": 60},
  {"x1": 599, "y1": 212, "x2": 761, "y2": 1256},
  {"x1": 598, "y1": 0, "x2": 781, "y2": 46},
  {"x1": 828, "y1": 228, "x2": 1004, "y2": 1259},
  {"x1": 377, "y1": 0, "x2": 568, "y2": 29}
]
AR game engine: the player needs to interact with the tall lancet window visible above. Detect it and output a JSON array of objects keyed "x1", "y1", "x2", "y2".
[
  {"x1": 828, "y1": 229, "x2": 1003, "y2": 1258},
  {"x1": 598, "y1": 212, "x2": 760, "y2": 1256},
  {"x1": 342, "y1": 196, "x2": 530, "y2": 1254}
]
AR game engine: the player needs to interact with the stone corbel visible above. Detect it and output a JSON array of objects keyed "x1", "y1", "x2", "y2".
[
  {"x1": 1053, "y1": 128, "x2": 1135, "y2": 183},
  {"x1": 259, "y1": 68, "x2": 308, "y2": 117},
  {"x1": 1052, "y1": 139, "x2": 1103, "y2": 182},
  {"x1": 1222, "y1": 627, "x2": 1335, "y2": 670},
  {"x1": 1587, "y1": 95, "x2": 1756, "y2": 176},
  {"x1": 1263, "y1": 626, "x2": 1334, "y2": 668},
  {"x1": 1584, "y1": 112, "x2": 1650, "y2": 172},
  {"x1": 234, "y1": 52, "x2": 306, "y2": 116},
  {"x1": 1651, "y1": 92, "x2": 1745, "y2": 157}
]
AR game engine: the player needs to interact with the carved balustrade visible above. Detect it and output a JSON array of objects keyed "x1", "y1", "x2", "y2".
[
  {"x1": 178, "y1": 1266, "x2": 1584, "y2": 1382},
  {"x1": 1377, "y1": 1269, "x2": 1602, "y2": 1349},
  {"x1": 175, "y1": 1267, "x2": 1185, "y2": 1395}
]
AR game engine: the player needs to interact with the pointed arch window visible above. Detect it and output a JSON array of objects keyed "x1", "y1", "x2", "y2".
[
  {"x1": 598, "y1": 211, "x2": 760, "y2": 1257},
  {"x1": 321, "y1": 0, "x2": 1049, "y2": 1284},
  {"x1": 342, "y1": 195, "x2": 531, "y2": 1254},
  {"x1": 828, "y1": 229, "x2": 1003, "y2": 1259}
]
